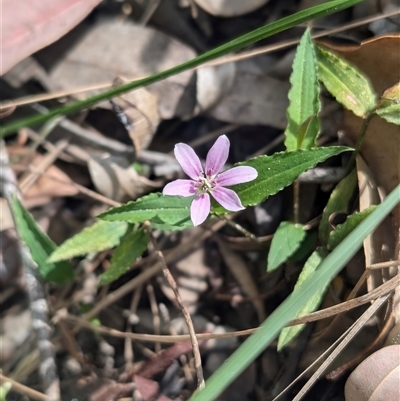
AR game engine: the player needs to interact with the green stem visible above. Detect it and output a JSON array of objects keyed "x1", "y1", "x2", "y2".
[
  {"x1": 220, "y1": 216, "x2": 260, "y2": 243},
  {"x1": 0, "y1": 0, "x2": 365, "y2": 138},
  {"x1": 345, "y1": 112, "x2": 374, "y2": 176}
]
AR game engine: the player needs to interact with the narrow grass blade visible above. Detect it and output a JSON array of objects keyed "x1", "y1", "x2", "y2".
[
  {"x1": 188, "y1": 184, "x2": 400, "y2": 401},
  {"x1": 0, "y1": 0, "x2": 365, "y2": 137}
]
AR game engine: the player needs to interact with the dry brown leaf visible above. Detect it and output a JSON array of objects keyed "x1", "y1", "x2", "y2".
[
  {"x1": 133, "y1": 376, "x2": 174, "y2": 401},
  {"x1": 194, "y1": 0, "x2": 269, "y2": 17},
  {"x1": 195, "y1": 63, "x2": 236, "y2": 115},
  {"x1": 106, "y1": 86, "x2": 160, "y2": 153},
  {"x1": 355, "y1": 156, "x2": 390, "y2": 292},
  {"x1": 47, "y1": 20, "x2": 196, "y2": 120},
  {"x1": 208, "y1": 59, "x2": 289, "y2": 129},
  {"x1": 136, "y1": 342, "x2": 194, "y2": 380},
  {"x1": 320, "y1": 35, "x2": 400, "y2": 228},
  {"x1": 1, "y1": 0, "x2": 102, "y2": 74},
  {"x1": 21, "y1": 159, "x2": 79, "y2": 208},
  {"x1": 159, "y1": 248, "x2": 209, "y2": 314},
  {"x1": 216, "y1": 237, "x2": 266, "y2": 323}
]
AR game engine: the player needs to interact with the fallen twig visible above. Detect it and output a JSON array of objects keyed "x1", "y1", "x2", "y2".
[
  {"x1": 0, "y1": 373, "x2": 58, "y2": 401},
  {"x1": 143, "y1": 221, "x2": 205, "y2": 389}
]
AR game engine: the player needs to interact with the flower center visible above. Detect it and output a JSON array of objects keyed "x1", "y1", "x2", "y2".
[{"x1": 196, "y1": 172, "x2": 217, "y2": 193}]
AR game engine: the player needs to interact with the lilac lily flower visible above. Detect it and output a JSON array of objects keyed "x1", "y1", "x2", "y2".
[{"x1": 163, "y1": 135, "x2": 258, "y2": 226}]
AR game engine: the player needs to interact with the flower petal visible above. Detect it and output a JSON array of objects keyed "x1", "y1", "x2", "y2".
[
  {"x1": 217, "y1": 166, "x2": 258, "y2": 186},
  {"x1": 163, "y1": 179, "x2": 197, "y2": 197},
  {"x1": 190, "y1": 193, "x2": 210, "y2": 226},
  {"x1": 174, "y1": 143, "x2": 203, "y2": 180},
  {"x1": 205, "y1": 135, "x2": 230, "y2": 176},
  {"x1": 211, "y1": 187, "x2": 244, "y2": 211}
]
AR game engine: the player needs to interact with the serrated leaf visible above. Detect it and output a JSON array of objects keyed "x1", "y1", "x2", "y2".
[
  {"x1": 277, "y1": 247, "x2": 329, "y2": 350},
  {"x1": 328, "y1": 205, "x2": 377, "y2": 250},
  {"x1": 213, "y1": 146, "x2": 352, "y2": 214},
  {"x1": 316, "y1": 45, "x2": 377, "y2": 118},
  {"x1": 99, "y1": 228, "x2": 148, "y2": 285},
  {"x1": 319, "y1": 169, "x2": 357, "y2": 244},
  {"x1": 267, "y1": 221, "x2": 306, "y2": 272},
  {"x1": 285, "y1": 29, "x2": 321, "y2": 151},
  {"x1": 376, "y1": 81, "x2": 400, "y2": 125},
  {"x1": 11, "y1": 195, "x2": 74, "y2": 284},
  {"x1": 99, "y1": 193, "x2": 193, "y2": 226},
  {"x1": 48, "y1": 220, "x2": 128, "y2": 262}
]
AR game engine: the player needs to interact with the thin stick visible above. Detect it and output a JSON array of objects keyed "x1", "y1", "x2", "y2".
[
  {"x1": 368, "y1": 259, "x2": 400, "y2": 270},
  {"x1": 83, "y1": 218, "x2": 228, "y2": 320},
  {"x1": 204, "y1": 9, "x2": 400, "y2": 68},
  {"x1": 220, "y1": 215, "x2": 260, "y2": 243},
  {"x1": 139, "y1": 0, "x2": 162, "y2": 25},
  {"x1": 345, "y1": 114, "x2": 374, "y2": 176},
  {"x1": 83, "y1": 263, "x2": 163, "y2": 320},
  {"x1": 0, "y1": 373, "x2": 57, "y2": 401},
  {"x1": 62, "y1": 274, "x2": 400, "y2": 345},
  {"x1": 124, "y1": 286, "x2": 143, "y2": 368},
  {"x1": 19, "y1": 140, "x2": 69, "y2": 193},
  {"x1": 1, "y1": 9, "x2": 398, "y2": 112},
  {"x1": 147, "y1": 283, "x2": 162, "y2": 353},
  {"x1": 326, "y1": 297, "x2": 395, "y2": 380},
  {"x1": 292, "y1": 294, "x2": 391, "y2": 401},
  {"x1": 143, "y1": 221, "x2": 205, "y2": 389}
]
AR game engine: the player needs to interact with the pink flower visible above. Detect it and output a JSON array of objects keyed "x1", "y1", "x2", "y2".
[{"x1": 163, "y1": 135, "x2": 258, "y2": 226}]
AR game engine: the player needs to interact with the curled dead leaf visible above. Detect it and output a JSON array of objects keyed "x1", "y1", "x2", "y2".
[{"x1": 99, "y1": 84, "x2": 160, "y2": 153}]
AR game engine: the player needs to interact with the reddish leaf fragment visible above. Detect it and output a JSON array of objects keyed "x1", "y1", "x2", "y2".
[{"x1": 2, "y1": 0, "x2": 102, "y2": 74}]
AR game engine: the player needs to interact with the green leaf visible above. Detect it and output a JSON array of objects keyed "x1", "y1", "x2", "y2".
[
  {"x1": 48, "y1": 220, "x2": 128, "y2": 262},
  {"x1": 277, "y1": 247, "x2": 329, "y2": 350},
  {"x1": 214, "y1": 146, "x2": 352, "y2": 214},
  {"x1": 267, "y1": 221, "x2": 306, "y2": 272},
  {"x1": 285, "y1": 29, "x2": 321, "y2": 151},
  {"x1": 99, "y1": 228, "x2": 149, "y2": 285},
  {"x1": 289, "y1": 232, "x2": 317, "y2": 262},
  {"x1": 297, "y1": 115, "x2": 320, "y2": 150},
  {"x1": 316, "y1": 45, "x2": 377, "y2": 118},
  {"x1": 375, "y1": 81, "x2": 400, "y2": 125},
  {"x1": 150, "y1": 217, "x2": 193, "y2": 232},
  {"x1": 0, "y1": 0, "x2": 366, "y2": 138},
  {"x1": 101, "y1": 150, "x2": 351, "y2": 229},
  {"x1": 319, "y1": 169, "x2": 357, "y2": 244},
  {"x1": 328, "y1": 205, "x2": 377, "y2": 250},
  {"x1": 188, "y1": 183, "x2": 400, "y2": 401},
  {"x1": 11, "y1": 195, "x2": 74, "y2": 284},
  {"x1": 99, "y1": 193, "x2": 193, "y2": 226}
]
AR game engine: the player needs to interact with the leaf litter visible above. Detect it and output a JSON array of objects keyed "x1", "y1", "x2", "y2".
[{"x1": 1, "y1": 1, "x2": 399, "y2": 401}]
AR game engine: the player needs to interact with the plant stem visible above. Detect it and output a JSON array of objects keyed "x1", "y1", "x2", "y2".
[
  {"x1": 345, "y1": 113, "x2": 374, "y2": 176},
  {"x1": 143, "y1": 221, "x2": 205, "y2": 389}
]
